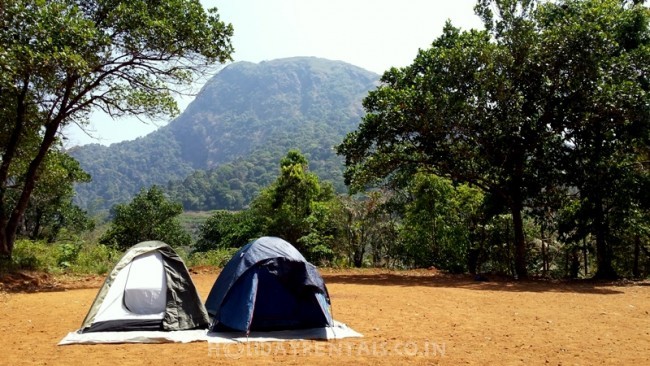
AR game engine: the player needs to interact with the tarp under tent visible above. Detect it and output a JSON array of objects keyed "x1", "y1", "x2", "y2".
[
  {"x1": 205, "y1": 236, "x2": 334, "y2": 333},
  {"x1": 77, "y1": 241, "x2": 209, "y2": 333}
]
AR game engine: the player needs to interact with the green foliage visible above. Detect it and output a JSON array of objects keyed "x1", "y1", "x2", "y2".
[
  {"x1": 99, "y1": 186, "x2": 191, "y2": 249},
  {"x1": 4, "y1": 1, "x2": 641, "y2": 279},
  {"x1": 298, "y1": 201, "x2": 338, "y2": 264},
  {"x1": 469, "y1": 213, "x2": 540, "y2": 276},
  {"x1": 535, "y1": 0, "x2": 650, "y2": 279},
  {"x1": 329, "y1": 192, "x2": 399, "y2": 268},
  {"x1": 7, "y1": 241, "x2": 58, "y2": 271},
  {"x1": 186, "y1": 247, "x2": 239, "y2": 268},
  {"x1": 21, "y1": 151, "x2": 95, "y2": 242},
  {"x1": 195, "y1": 210, "x2": 263, "y2": 251},
  {"x1": 0, "y1": 142, "x2": 95, "y2": 243},
  {"x1": 195, "y1": 150, "x2": 342, "y2": 263},
  {"x1": 177, "y1": 211, "x2": 214, "y2": 241},
  {"x1": 56, "y1": 242, "x2": 81, "y2": 269},
  {"x1": 69, "y1": 243, "x2": 121, "y2": 275},
  {"x1": 249, "y1": 150, "x2": 338, "y2": 261},
  {"x1": 72, "y1": 130, "x2": 195, "y2": 212},
  {"x1": 337, "y1": 11, "x2": 548, "y2": 277},
  {"x1": 0, "y1": 239, "x2": 119, "y2": 275},
  {"x1": 398, "y1": 173, "x2": 484, "y2": 273}
]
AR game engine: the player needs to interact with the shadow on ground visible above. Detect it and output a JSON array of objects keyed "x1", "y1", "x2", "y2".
[
  {"x1": 0, "y1": 271, "x2": 103, "y2": 294},
  {"x1": 322, "y1": 271, "x2": 637, "y2": 295},
  {"x1": 3, "y1": 268, "x2": 644, "y2": 296}
]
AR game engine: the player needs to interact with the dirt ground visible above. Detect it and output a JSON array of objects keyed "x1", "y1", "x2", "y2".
[{"x1": 1, "y1": 268, "x2": 650, "y2": 366}]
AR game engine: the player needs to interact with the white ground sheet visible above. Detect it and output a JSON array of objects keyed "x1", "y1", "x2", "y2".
[{"x1": 58, "y1": 320, "x2": 362, "y2": 345}]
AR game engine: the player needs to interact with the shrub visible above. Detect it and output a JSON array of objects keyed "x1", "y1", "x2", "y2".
[
  {"x1": 56, "y1": 243, "x2": 82, "y2": 269},
  {"x1": 0, "y1": 240, "x2": 121, "y2": 275},
  {"x1": 100, "y1": 186, "x2": 191, "y2": 250},
  {"x1": 71, "y1": 243, "x2": 121, "y2": 275},
  {"x1": 187, "y1": 248, "x2": 239, "y2": 268},
  {"x1": 9, "y1": 240, "x2": 59, "y2": 272}
]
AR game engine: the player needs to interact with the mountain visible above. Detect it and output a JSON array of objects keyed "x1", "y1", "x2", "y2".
[{"x1": 71, "y1": 57, "x2": 379, "y2": 212}]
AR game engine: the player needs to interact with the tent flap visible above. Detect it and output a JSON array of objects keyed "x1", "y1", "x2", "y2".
[{"x1": 213, "y1": 267, "x2": 258, "y2": 332}]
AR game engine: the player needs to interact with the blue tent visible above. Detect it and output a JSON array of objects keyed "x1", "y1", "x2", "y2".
[{"x1": 205, "y1": 237, "x2": 333, "y2": 333}]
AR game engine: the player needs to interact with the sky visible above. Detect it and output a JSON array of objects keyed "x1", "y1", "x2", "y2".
[{"x1": 64, "y1": 0, "x2": 484, "y2": 147}]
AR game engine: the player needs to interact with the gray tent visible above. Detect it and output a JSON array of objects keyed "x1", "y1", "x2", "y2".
[{"x1": 80, "y1": 241, "x2": 209, "y2": 333}]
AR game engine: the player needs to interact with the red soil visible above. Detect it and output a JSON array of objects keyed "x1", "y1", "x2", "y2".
[{"x1": 1, "y1": 268, "x2": 649, "y2": 365}]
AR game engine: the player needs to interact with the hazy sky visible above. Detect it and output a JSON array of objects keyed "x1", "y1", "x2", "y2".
[{"x1": 64, "y1": 0, "x2": 483, "y2": 147}]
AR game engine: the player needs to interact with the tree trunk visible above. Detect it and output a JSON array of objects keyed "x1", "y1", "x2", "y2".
[
  {"x1": 541, "y1": 226, "x2": 548, "y2": 277},
  {"x1": 3, "y1": 120, "x2": 62, "y2": 258},
  {"x1": 353, "y1": 242, "x2": 365, "y2": 268},
  {"x1": 0, "y1": 226, "x2": 9, "y2": 258},
  {"x1": 511, "y1": 204, "x2": 528, "y2": 279},
  {"x1": 352, "y1": 224, "x2": 365, "y2": 268},
  {"x1": 570, "y1": 247, "x2": 580, "y2": 279},
  {"x1": 0, "y1": 78, "x2": 31, "y2": 258},
  {"x1": 468, "y1": 248, "x2": 479, "y2": 275},
  {"x1": 593, "y1": 235, "x2": 617, "y2": 279},
  {"x1": 592, "y1": 195, "x2": 617, "y2": 279},
  {"x1": 564, "y1": 248, "x2": 570, "y2": 277},
  {"x1": 30, "y1": 208, "x2": 43, "y2": 240},
  {"x1": 583, "y1": 237, "x2": 589, "y2": 277},
  {"x1": 633, "y1": 235, "x2": 640, "y2": 278}
]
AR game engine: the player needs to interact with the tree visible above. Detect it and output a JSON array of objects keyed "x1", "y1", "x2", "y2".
[
  {"x1": 333, "y1": 191, "x2": 398, "y2": 268},
  {"x1": 399, "y1": 173, "x2": 484, "y2": 272},
  {"x1": 264, "y1": 150, "x2": 322, "y2": 244},
  {"x1": 250, "y1": 150, "x2": 336, "y2": 260},
  {"x1": 0, "y1": 0, "x2": 233, "y2": 257},
  {"x1": 195, "y1": 209, "x2": 262, "y2": 252},
  {"x1": 0, "y1": 104, "x2": 94, "y2": 242},
  {"x1": 20, "y1": 151, "x2": 94, "y2": 241},
  {"x1": 535, "y1": 0, "x2": 650, "y2": 279},
  {"x1": 100, "y1": 186, "x2": 190, "y2": 249},
  {"x1": 338, "y1": 0, "x2": 650, "y2": 279},
  {"x1": 338, "y1": 1, "x2": 552, "y2": 278}
]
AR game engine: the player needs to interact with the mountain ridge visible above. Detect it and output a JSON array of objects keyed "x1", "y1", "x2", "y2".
[{"x1": 71, "y1": 57, "x2": 379, "y2": 212}]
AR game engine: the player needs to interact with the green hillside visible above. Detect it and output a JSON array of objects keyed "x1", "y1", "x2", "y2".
[{"x1": 71, "y1": 57, "x2": 379, "y2": 212}]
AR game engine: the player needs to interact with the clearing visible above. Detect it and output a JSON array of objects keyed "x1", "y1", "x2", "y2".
[{"x1": 1, "y1": 268, "x2": 649, "y2": 365}]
